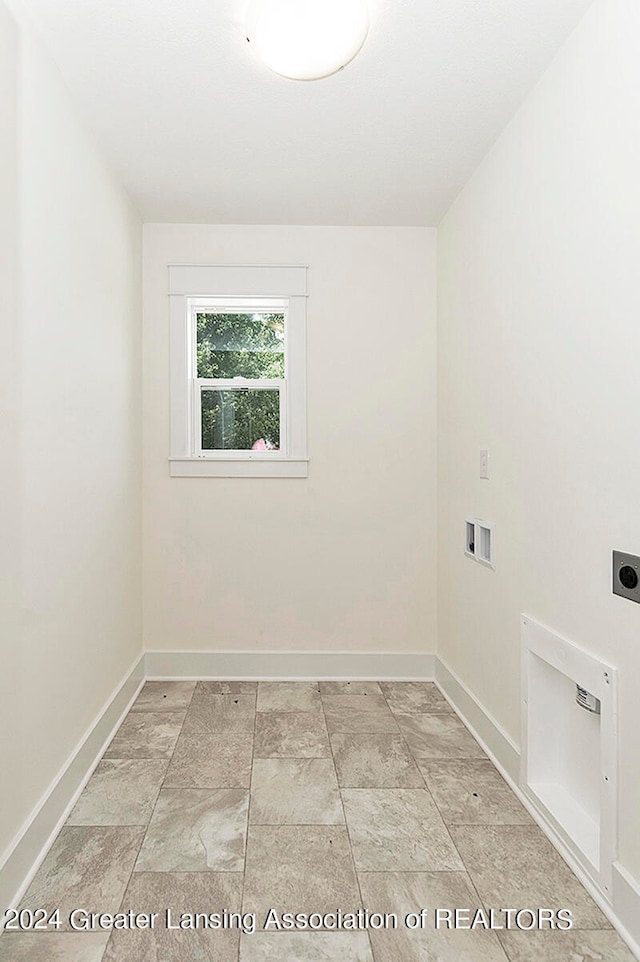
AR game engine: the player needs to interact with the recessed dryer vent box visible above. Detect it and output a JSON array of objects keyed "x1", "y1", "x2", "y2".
[{"x1": 521, "y1": 615, "x2": 617, "y2": 897}]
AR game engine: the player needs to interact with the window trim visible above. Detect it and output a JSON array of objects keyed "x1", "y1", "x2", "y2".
[{"x1": 168, "y1": 265, "x2": 308, "y2": 478}]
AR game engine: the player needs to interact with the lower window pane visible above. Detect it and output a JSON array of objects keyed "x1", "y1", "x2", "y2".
[{"x1": 201, "y1": 389, "x2": 280, "y2": 451}]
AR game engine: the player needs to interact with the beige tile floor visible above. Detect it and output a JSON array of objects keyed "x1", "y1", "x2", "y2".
[{"x1": 1, "y1": 681, "x2": 635, "y2": 962}]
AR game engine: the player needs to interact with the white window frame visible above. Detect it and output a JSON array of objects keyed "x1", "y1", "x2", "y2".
[
  {"x1": 190, "y1": 295, "x2": 288, "y2": 457},
  {"x1": 169, "y1": 265, "x2": 308, "y2": 478}
]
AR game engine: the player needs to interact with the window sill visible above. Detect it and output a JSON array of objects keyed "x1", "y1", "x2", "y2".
[{"x1": 169, "y1": 457, "x2": 309, "y2": 478}]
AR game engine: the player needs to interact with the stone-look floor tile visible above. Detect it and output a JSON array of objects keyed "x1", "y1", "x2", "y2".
[
  {"x1": 254, "y1": 711, "x2": 330, "y2": 757},
  {"x1": 243, "y1": 825, "x2": 361, "y2": 921},
  {"x1": 331, "y1": 733, "x2": 423, "y2": 788},
  {"x1": 497, "y1": 930, "x2": 637, "y2": 961},
  {"x1": 19, "y1": 826, "x2": 144, "y2": 931},
  {"x1": 104, "y1": 711, "x2": 185, "y2": 758},
  {"x1": 130, "y1": 681, "x2": 196, "y2": 712},
  {"x1": 103, "y1": 871, "x2": 244, "y2": 962},
  {"x1": 164, "y1": 733, "x2": 253, "y2": 788},
  {"x1": 135, "y1": 789, "x2": 249, "y2": 872},
  {"x1": 419, "y1": 759, "x2": 532, "y2": 825},
  {"x1": 323, "y1": 695, "x2": 399, "y2": 734},
  {"x1": 381, "y1": 681, "x2": 452, "y2": 714},
  {"x1": 342, "y1": 789, "x2": 463, "y2": 871},
  {"x1": 358, "y1": 871, "x2": 509, "y2": 962},
  {"x1": 257, "y1": 681, "x2": 321, "y2": 712},
  {"x1": 240, "y1": 932, "x2": 374, "y2": 961},
  {"x1": 324, "y1": 708, "x2": 400, "y2": 734},
  {"x1": 183, "y1": 694, "x2": 255, "y2": 733},
  {"x1": 0, "y1": 934, "x2": 109, "y2": 962},
  {"x1": 67, "y1": 758, "x2": 168, "y2": 825},
  {"x1": 450, "y1": 825, "x2": 611, "y2": 929},
  {"x1": 320, "y1": 681, "x2": 383, "y2": 696},
  {"x1": 196, "y1": 680, "x2": 258, "y2": 695},
  {"x1": 324, "y1": 693, "x2": 390, "y2": 713},
  {"x1": 250, "y1": 758, "x2": 343, "y2": 824},
  {"x1": 396, "y1": 712, "x2": 485, "y2": 759}
]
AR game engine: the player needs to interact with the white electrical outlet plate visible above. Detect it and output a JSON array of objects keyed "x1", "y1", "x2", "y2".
[{"x1": 480, "y1": 449, "x2": 490, "y2": 479}]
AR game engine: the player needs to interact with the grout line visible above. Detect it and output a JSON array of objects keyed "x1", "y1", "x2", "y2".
[
  {"x1": 239, "y1": 685, "x2": 260, "y2": 962},
  {"x1": 357, "y1": 869, "x2": 474, "y2": 876},
  {"x1": 105, "y1": 685, "x2": 250, "y2": 958},
  {"x1": 344, "y1": 682, "x2": 492, "y2": 959},
  {"x1": 321, "y1": 688, "x2": 378, "y2": 962},
  {"x1": 157, "y1": 683, "x2": 198, "y2": 791},
  {"x1": 387, "y1": 694, "x2": 513, "y2": 902},
  {"x1": 26, "y1": 687, "x2": 193, "y2": 952},
  {"x1": 104, "y1": 825, "x2": 151, "y2": 956},
  {"x1": 102, "y1": 688, "x2": 195, "y2": 955},
  {"x1": 379, "y1": 685, "x2": 466, "y2": 856},
  {"x1": 379, "y1": 685, "x2": 433, "y2": 792}
]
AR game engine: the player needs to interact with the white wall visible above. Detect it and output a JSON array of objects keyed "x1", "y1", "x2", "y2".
[
  {"x1": 143, "y1": 225, "x2": 437, "y2": 657},
  {"x1": 438, "y1": 0, "x2": 640, "y2": 884},
  {"x1": 0, "y1": 0, "x2": 142, "y2": 870}
]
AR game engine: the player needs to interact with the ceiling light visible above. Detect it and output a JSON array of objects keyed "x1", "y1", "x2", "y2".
[{"x1": 246, "y1": 0, "x2": 369, "y2": 81}]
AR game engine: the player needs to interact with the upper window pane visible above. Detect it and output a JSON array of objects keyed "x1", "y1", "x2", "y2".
[{"x1": 196, "y1": 312, "x2": 285, "y2": 379}]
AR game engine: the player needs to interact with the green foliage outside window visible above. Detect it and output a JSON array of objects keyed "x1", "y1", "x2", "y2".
[
  {"x1": 197, "y1": 312, "x2": 284, "y2": 450},
  {"x1": 201, "y1": 389, "x2": 280, "y2": 450},
  {"x1": 197, "y1": 312, "x2": 285, "y2": 379}
]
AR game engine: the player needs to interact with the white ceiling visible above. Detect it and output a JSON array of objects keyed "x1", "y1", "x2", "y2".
[{"x1": 21, "y1": 0, "x2": 593, "y2": 225}]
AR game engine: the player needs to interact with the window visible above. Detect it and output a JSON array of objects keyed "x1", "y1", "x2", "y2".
[
  {"x1": 194, "y1": 300, "x2": 286, "y2": 454},
  {"x1": 169, "y1": 265, "x2": 308, "y2": 477}
]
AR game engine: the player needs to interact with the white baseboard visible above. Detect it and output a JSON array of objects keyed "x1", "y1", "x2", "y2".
[
  {"x1": 0, "y1": 653, "x2": 145, "y2": 920},
  {"x1": 434, "y1": 654, "x2": 640, "y2": 961},
  {"x1": 145, "y1": 649, "x2": 435, "y2": 681},
  {"x1": 435, "y1": 655, "x2": 520, "y2": 781},
  {"x1": 613, "y1": 861, "x2": 640, "y2": 952}
]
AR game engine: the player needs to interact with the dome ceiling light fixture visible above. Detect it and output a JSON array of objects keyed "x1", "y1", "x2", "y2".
[{"x1": 246, "y1": 0, "x2": 370, "y2": 81}]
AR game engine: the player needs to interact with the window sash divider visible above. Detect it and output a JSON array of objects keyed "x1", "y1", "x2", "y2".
[{"x1": 196, "y1": 378, "x2": 284, "y2": 391}]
